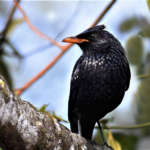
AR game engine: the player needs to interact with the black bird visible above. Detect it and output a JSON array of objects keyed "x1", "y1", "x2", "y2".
[{"x1": 62, "y1": 25, "x2": 130, "y2": 145}]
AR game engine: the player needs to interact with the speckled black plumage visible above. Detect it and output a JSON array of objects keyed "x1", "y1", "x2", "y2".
[{"x1": 68, "y1": 25, "x2": 131, "y2": 140}]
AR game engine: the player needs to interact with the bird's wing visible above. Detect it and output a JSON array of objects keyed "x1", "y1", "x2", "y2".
[
  {"x1": 122, "y1": 57, "x2": 131, "y2": 91},
  {"x1": 125, "y1": 63, "x2": 131, "y2": 91},
  {"x1": 68, "y1": 56, "x2": 87, "y2": 133},
  {"x1": 68, "y1": 56, "x2": 84, "y2": 121}
]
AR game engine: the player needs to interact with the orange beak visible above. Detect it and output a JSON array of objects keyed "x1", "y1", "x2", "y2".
[{"x1": 62, "y1": 37, "x2": 89, "y2": 44}]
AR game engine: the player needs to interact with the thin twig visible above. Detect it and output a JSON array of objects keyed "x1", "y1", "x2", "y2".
[
  {"x1": 138, "y1": 74, "x2": 150, "y2": 79},
  {"x1": 5, "y1": 39, "x2": 23, "y2": 59},
  {"x1": 48, "y1": 115, "x2": 150, "y2": 130},
  {"x1": 1, "y1": 0, "x2": 21, "y2": 37},
  {"x1": 103, "y1": 122, "x2": 150, "y2": 130},
  {"x1": 15, "y1": 0, "x2": 116, "y2": 95},
  {"x1": 90, "y1": 0, "x2": 116, "y2": 27},
  {"x1": 13, "y1": 0, "x2": 63, "y2": 49}
]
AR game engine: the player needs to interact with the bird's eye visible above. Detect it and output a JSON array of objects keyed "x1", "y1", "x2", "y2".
[
  {"x1": 90, "y1": 34, "x2": 95, "y2": 38},
  {"x1": 89, "y1": 34, "x2": 96, "y2": 40}
]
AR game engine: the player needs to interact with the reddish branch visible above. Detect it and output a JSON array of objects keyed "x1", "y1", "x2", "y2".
[
  {"x1": 16, "y1": 44, "x2": 73, "y2": 95},
  {"x1": 15, "y1": 0, "x2": 116, "y2": 96},
  {"x1": 13, "y1": 0, "x2": 63, "y2": 49},
  {"x1": 90, "y1": 0, "x2": 116, "y2": 27}
]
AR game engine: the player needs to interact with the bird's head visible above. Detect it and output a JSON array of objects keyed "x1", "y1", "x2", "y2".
[{"x1": 62, "y1": 25, "x2": 118, "y2": 53}]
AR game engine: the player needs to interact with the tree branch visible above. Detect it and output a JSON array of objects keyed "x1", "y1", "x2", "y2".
[
  {"x1": 90, "y1": 0, "x2": 116, "y2": 27},
  {"x1": 1, "y1": 0, "x2": 21, "y2": 37},
  {"x1": 0, "y1": 76, "x2": 112, "y2": 150}
]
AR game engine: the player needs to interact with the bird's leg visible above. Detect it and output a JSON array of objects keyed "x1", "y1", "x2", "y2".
[
  {"x1": 97, "y1": 121, "x2": 107, "y2": 145},
  {"x1": 97, "y1": 121, "x2": 113, "y2": 150},
  {"x1": 78, "y1": 119, "x2": 82, "y2": 136}
]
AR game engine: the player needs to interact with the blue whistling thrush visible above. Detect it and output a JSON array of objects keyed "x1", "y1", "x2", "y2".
[{"x1": 62, "y1": 25, "x2": 131, "y2": 146}]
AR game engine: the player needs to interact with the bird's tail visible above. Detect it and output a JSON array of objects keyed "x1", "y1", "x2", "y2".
[
  {"x1": 70, "y1": 117, "x2": 95, "y2": 140},
  {"x1": 70, "y1": 119, "x2": 78, "y2": 133},
  {"x1": 79, "y1": 119, "x2": 96, "y2": 140}
]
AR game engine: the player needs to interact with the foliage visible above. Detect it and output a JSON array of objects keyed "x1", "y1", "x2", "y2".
[
  {"x1": 113, "y1": 133, "x2": 138, "y2": 150},
  {"x1": 118, "y1": 15, "x2": 150, "y2": 147},
  {"x1": 0, "y1": 18, "x2": 24, "y2": 89},
  {"x1": 0, "y1": 54, "x2": 13, "y2": 89},
  {"x1": 39, "y1": 104, "x2": 49, "y2": 112},
  {"x1": 107, "y1": 131, "x2": 122, "y2": 150},
  {"x1": 126, "y1": 35, "x2": 143, "y2": 66},
  {"x1": 136, "y1": 67, "x2": 150, "y2": 135},
  {"x1": 94, "y1": 128, "x2": 108, "y2": 144},
  {"x1": 146, "y1": 0, "x2": 150, "y2": 10},
  {"x1": 119, "y1": 16, "x2": 148, "y2": 33},
  {"x1": 39, "y1": 104, "x2": 67, "y2": 122},
  {"x1": 6, "y1": 18, "x2": 24, "y2": 37},
  {"x1": 94, "y1": 130, "x2": 122, "y2": 150},
  {"x1": 119, "y1": 17, "x2": 141, "y2": 32}
]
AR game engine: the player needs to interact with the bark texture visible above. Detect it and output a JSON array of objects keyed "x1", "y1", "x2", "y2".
[{"x1": 0, "y1": 76, "x2": 112, "y2": 150}]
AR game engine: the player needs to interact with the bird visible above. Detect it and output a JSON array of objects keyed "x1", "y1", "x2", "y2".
[{"x1": 62, "y1": 25, "x2": 131, "y2": 146}]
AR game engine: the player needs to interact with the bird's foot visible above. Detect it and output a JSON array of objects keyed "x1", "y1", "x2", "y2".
[
  {"x1": 87, "y1": 140, "x2": 96, "y2": 145},
  {"x1": 88, "y1": 140, "x2": 113, "y2": 150},
  {"x1": 103, "y1": 142, "x2": 113, "y2": 150}
]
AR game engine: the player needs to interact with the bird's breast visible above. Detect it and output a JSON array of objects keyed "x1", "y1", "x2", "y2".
[{"x1": 80, "y1": 52, "x2": 128, "y2": 93}]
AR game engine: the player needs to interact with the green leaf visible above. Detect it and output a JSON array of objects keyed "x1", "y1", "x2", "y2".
[
  {"x1": 126, "y1": 35, "x2": 144, "y2": 65},
  {"x1": 6, "y1": 18, "x2": 24, "y2": 37},
  {"x1": 135, "y1": 65, "x2": 150, "y2": 135},
  {"x1": 107, "y1": 131, "x2": 122, "y2": 150},
  {"x1": 51, "y1": 111, "x2": 68, "y2": 122},
  {"x1": 39, "y1": 104, "x2": 49, "y2": 112},
  {"x1": 119, "y1": 17, "x2": 139, "y2": 32},
  {"x1": 139, "y1": 25, "x2": 150, "y2": 38},
  {"x1": 0, "y1": 55, "x2": 13, "y2": 89},
  {"x1": 146, "y1": 0, "x2": 150, "y2": 10},
  {"x1": 114, "y1": 133, "x2": 138, "y2": 150},
  {"x1": 94, "y1": 128, "x2": 108, "y2": 144}
]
